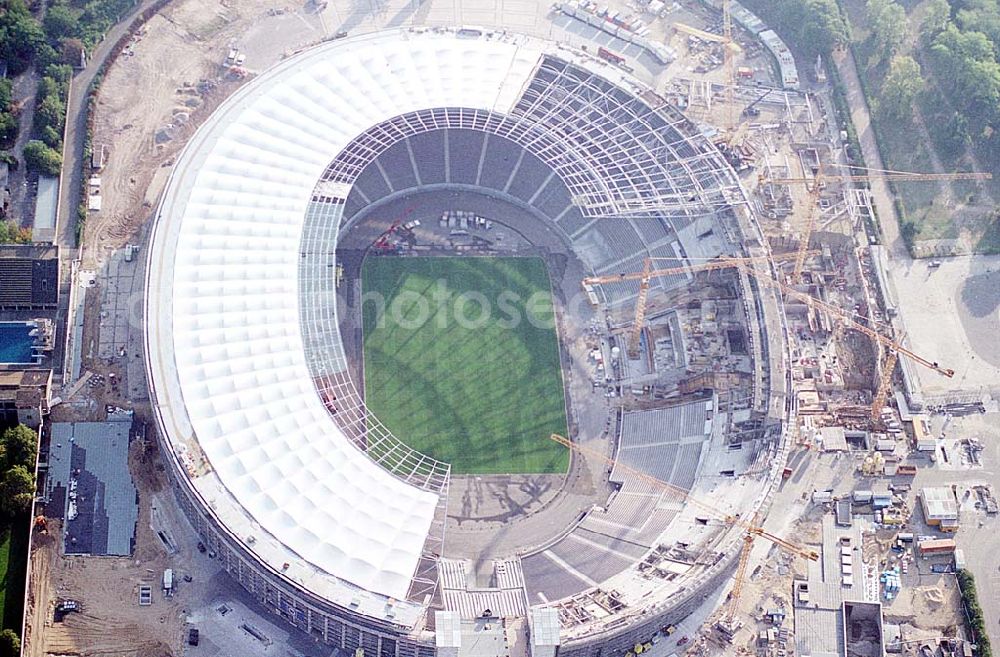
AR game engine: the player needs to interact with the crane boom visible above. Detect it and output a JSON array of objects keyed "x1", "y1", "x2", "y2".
[
  {"x1": 767, "y1": 172, "x2": 991, "y2": 185},
  {"x1": 628, "y1": 258, "x2": 654, "y2": 358},
  {"x1": 673, "y1": 22, "x2": 742, "y2": 51},
  {"x1": 791, "y1": 177, "x2": 823, "y2": 281},
  {"x1": 583, "y1": 251, "x2": 817, "y2": 286},
  {"x1": 726, "y1": 259, "x2": 954, "y2": 378},
  {"x1": 871, "y1": 349, "x2": 899, "y2": 422},
  {"x1": 722, "y1": 0, "x2": 735, "y2": 130},
  {"x1": 723, "y1": 533, "x2": 754, "y2": 625}
]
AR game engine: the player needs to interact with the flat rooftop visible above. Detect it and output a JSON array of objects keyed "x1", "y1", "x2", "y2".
[{"x1": 46, "y1": 415, "x2": 138, "y2": 556}]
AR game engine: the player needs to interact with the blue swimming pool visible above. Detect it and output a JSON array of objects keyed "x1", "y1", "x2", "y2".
[{"x1": 0, "y1": 322, "x2": 36, "y2": 364}]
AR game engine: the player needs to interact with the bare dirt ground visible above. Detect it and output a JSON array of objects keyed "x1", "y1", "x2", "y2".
[
  {"x1": 81, "y1": 0, "x2": 327, "y2": 270},
  {"x1": 884, "y1": 575, "x2": 963, "y2": 632},
  {"x1": 25, "y1": 439, "x2": 183, "y2": 657}
]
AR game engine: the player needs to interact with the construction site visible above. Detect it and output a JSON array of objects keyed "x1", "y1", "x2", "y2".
[{"x1": 0, "y1": 1, "x2": 996, "y2": 657}]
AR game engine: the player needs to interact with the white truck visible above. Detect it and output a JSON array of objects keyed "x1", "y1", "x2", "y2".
[{"x1": 163, "y1": 568, "x2": 174, "y2": 596}]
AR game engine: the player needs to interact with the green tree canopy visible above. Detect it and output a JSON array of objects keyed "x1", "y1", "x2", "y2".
[
  {"x1": 23, "y1": 139, "x2": 62, "y2": 175},
  {"x1": 0, "y1": 465, "x2": 35, "y2": 516},
  {"x1": 866, "y1": 0, "x2": 908, "y2": 66},
  {"x1": 35, "y1": 91, "x2": 66, "y2": 134},
  {"x1": 0, "y1": 629, "x2": 21, "y2": 657},
  {"x1": 879, "y1": 55, "x2": 924, "y2": 119},
  {"x1": 1, "y1": 424, "x2": 38, "y2": 471},
  {"x1": 956, "y1": 0, "x2": 1000, "y2": 45},
  {"x1": 0, "y1": 0, "x2": 45, "y2": 74},
  {"x1": 930, "y1": 23, "x2": 1000, "y2": 134},
  {"x1": 0, "y1": 78, "x2": 12, "y2": 111},
  {"x1": 920, "y1": 0, "x2": 951, "y2": 40},
  {"x1": 0, "y1": 112, "x2": 17, "y2": 145},
  {"x1": 43, "y1": 4, "x2": 80, "y2": 43},
  {"x1": 0, "y1": 220, "x2": 33, "y2": 243}
]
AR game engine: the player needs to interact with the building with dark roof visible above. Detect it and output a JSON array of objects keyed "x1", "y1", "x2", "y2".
[
  {"x1": 0, "y1": 244, "x2": 59, "y2": 310},
  {"x1": 0, "y1": 369, "x2": 51, "y2": 429}
]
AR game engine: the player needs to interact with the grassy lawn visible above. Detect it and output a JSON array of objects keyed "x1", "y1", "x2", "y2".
[
  {"x1": 841, "y1": 0, "x2": 1000, "y2": 253},
  {"x1": 0, "y1": 516, "x2": 29, "y2": 633},
  {"x1": 361, "y1": 256, "x2": 570, "y2": 475}
]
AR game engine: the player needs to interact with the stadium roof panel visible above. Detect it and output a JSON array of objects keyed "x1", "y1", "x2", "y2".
[
  {"x1": 145, "y1": 26, "x2": 758, "y2": 616},
  {"x1": 147, "y1": 30, "x2": 547, "y2": 601}
]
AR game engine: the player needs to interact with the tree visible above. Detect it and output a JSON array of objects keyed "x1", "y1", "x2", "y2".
[
  {"x1": 879, "y1": 55, "x2": 924, "y2": 119},
  {"x1": 0, "y1": 0, "x2": 45, "y2": 74},
  {"x1": 0, "y1": 220, "x2": 32, "y2": 243},
  {"x1": 929, "y1": 24, "x2": 1000, "y2": 133},
  {"x1": 801, "y1": 0, "x2": 851, "y2": 56},
  {"x1": 920, "y1": 0, "x2": 951, "y2": 41},
  {"x1": 43, "y1": 4, "x2": 80, "y2": 43},
  {"x1": 0, "y1": 629, "x2": 20, "y2": 657},
  {"x1": 956, "y1": 0, "x2": 1000, "y2": 46},
  {"x1": 23, "y1": 139, "x2": 62, "y2": 175},
  {"x1": 866, "y1": 0, "x2": 908, "y2": 66},
  {"x1": 40, "y1": 124, "x2": 62, "y2": 148},
  {"x1": 0, "y1": 113, "x2": 17, "y2": 145},
  {"x1": 0, "y1": 465, "x2": 35, "y2": 516},
  {"x1": 1, "y1": 424, "x2": 38, "y2": 470},
  {"x1": 43, "y1": 63, "x2": 73, "y2": 88},
  {"x1": 0, "y1": 78, "x2": 12, "y2": 111},
  {"x1": 35, "y1": 92, "x2": 66, "y2": 134}
]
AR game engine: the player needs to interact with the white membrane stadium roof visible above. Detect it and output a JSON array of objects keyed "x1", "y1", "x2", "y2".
[{"x1": 146, "y1": 30, "x2": 544, "y2": 600}]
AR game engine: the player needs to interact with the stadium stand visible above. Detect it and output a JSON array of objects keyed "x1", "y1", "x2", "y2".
[
  {"x1": 522, "y1": 550, "x2": 595, "y2": 604},
  {"x1": 379, "y1": 140, "x2": 420, "y2": 190},
  {"x1": 439, "y1": 559, "x2": 528, "y2": 619},
  {"x1": 0, "y1": 245, "x2": 59, "y2": 310},
  {"x1": 408, "y1": 131, "x2": 447, "y2": 184},
  {"x1": 611, "y1": 400, "x2": 713, "y2": 491},
  {"x1": 145, "y1": 28, "x2": 782, "y2": 657},
  {"x1": 549, "y1": 535, "x2": 635, "y2": 585},
  {"x1": 632, "y1": 215, "x2": 674, "y2": 245}
]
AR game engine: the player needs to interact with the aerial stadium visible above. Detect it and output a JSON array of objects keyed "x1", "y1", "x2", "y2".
[{"x1": 144, "y1": 27, "x2": 791, "y2": 657}]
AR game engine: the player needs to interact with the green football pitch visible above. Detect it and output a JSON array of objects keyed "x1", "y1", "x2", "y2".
[{"x1": 361, "y1": 256, "x2": 570, "y2": 475}]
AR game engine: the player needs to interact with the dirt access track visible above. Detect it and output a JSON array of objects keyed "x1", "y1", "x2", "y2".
[{"x1": 80, "y1": 0, "x2": 330, "y2": 269}]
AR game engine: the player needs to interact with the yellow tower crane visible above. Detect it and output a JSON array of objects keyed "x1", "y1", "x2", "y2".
[
  {"x1": 583, "y1": 251, "x2": 818, "y2": 359},
  {"x1": 871, "y1": 348, "x2": 899, "y2": 422},
  {"x1": 720, "y1": 256, "x2": 954, "y2": 378},
  {"x1": 761, "y1": 167, "x2": 992, "y2": 283},
  {"x1": 675, "y1": 0, "x2": 740, "y2": 132}
]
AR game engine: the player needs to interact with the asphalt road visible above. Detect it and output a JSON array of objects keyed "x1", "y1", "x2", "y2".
[{"x1": 832, "y1": 48, "x2": 906, "y2": 259}]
